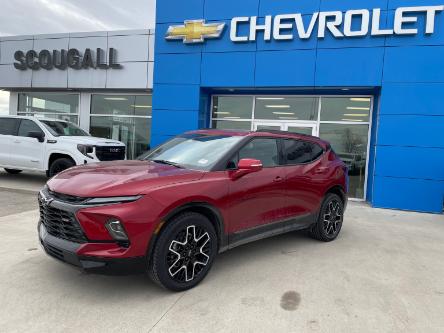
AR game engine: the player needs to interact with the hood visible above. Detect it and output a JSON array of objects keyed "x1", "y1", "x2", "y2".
[
  {"x1": 47, "y1": 160, "x2": 204, "y2": 197},
  {"x1": 58, "y1": 136, "x2": 124, "y2": 146}
]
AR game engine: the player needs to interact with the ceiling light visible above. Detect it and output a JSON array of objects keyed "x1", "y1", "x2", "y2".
[
  {"x1": 341, "y1": 118, "x2": 364, "y2": 122},
  {"x1": 265, "y1": 105, "x2": 291, "y2": 108},
  {"x1": 223, "y1": 116, "x2": 240, "y2": 119},
  {"x1": 343, "y1": 114, "x2": 368, "y2": 117},
  {"x1": 350, "y1": 98, "x2": 371, "y2": 102},
  {"x1": 279, "y1": 117, "x2": 299, "y2": 120},
  {"x1": 346, "y1": 106, "x2": 370, "y2": 111},
  {"x1": 214, "y1": 111, "x2": 231, "y2": 115},
  {"x1": 257, "y1": 97, "x2": 285, "y2": 100},
  {"x1": 104, "y1": 97, "x2": 128, "y2": 101},
  {"x1": 341, "y1": 88, "x2": 350, "y2": 91},
  {"x1": 272, "y1": 112, "x2": 295, "y2": 115},
  {"x1": 131, "y1": 105, "x2": 152, "y2": 108}
]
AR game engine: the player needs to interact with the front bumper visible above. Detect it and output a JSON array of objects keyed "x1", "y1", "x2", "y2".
[{"x1": 38, "y1": 222, "x2": 145, "y2": 275}]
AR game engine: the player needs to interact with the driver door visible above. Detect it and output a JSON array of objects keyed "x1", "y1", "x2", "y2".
[
  {"x1": 226, "y1": 138, "x2": 288, "y2": 234},
  {"x1": 10, "y1": 119, "x2": 45, "y2": 170}
]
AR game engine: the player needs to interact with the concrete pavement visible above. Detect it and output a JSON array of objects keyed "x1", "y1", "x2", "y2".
[
  {"x1": 0, "y1": 191, "x2": 443, "y2": 332},
  {"x1": 0, "y1": 170, "x2": 47, "y2": 193}
]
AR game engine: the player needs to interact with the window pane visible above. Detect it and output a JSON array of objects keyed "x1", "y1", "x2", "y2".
[
  {"x1": 321, "y1": 97, "x2": 371, "y2": 122},
  {"x1": 18, "y1": 93, "x2": 79, "y2": 115},
  {"x1": 283, "y1": 139, "x2": 313, "y2": 164},
  {"x1": 319, "y1": 124, "x2": 369, "y2": 199},
  {"x1": 18, "y1": 113, "x2": 78, "y2": 124},
  {"x1": 134, "y1": 95, "x2": 152, "y2": 117},
  {"x1": 239, "y1": 138, "x2": 279, "y2": 168},
  {"x1": 18, "y1": 120, "x2": 43, "y2": 137},
  {"x1": 91, "y1": 95, "x2": 136, "y2": 116},
  {"x1": 0, "y1": 118, "x2": 18, "y2": 135},
  {"x1": 212, "y1": 120, "x2": 251, "y2": 130},
  {"x1": 212, "y1": 96, "x2": 253, "y2": 120},
  {"x1": 255, "y1": 97, "x2": 317, "y2": 121},
  {"x1": 90, "y1": 116, "x2": 151, "y2": 160}
]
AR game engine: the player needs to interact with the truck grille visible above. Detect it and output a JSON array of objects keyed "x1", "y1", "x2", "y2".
[
  {"x1": 95, "y1": 146, "x2": 126, "y2": 161},
  {"x1": 38, "y1": 198, "x2": 88, "y2": 243}
]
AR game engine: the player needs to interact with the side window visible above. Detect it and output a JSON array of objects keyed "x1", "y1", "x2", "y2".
[
  {"x1": 238, "y1": 138, "x2": 279, "y2": 168},
  {"x1": 0, "y1": 118, "x2": 19, "y2": 136},
  {"x1": 18, "y1": 120, "x2": 43, "y2": 137},
  {"x1": 283, "y1": 139, "x2": 324, "y2": 164}
]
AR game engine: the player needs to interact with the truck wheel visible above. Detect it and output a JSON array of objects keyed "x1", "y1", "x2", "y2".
[
  {"x1": 148, "y1": 212, "x2": 218, "y2": 291},
  {"x1": 4, "y1": 168, "x2": 22, "y2": 174},
  {"x1": 309, "y1": 193, "x2": 344, "y2": 242},
  {"x1": 48, "y1": 158, "x2": 75, "y2": 177}
]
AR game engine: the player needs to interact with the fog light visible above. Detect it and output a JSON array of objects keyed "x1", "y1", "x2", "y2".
[{"x1": 105, "y1": 219, "x2": 128, "y2": 241}]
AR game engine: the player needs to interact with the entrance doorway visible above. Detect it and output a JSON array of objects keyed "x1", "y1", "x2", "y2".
[{"x1": 253, "y1": 122, "x2": 317, "y2": 136}]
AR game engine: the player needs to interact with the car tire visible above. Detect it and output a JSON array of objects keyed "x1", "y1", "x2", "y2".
[
  {"x1": 309, "y1": 193, "x2": 344, "y2": 242},
  {"x1": 48, "y1": 158, "x2": 75, "y2": 177},
  {"x1": 148, "y1": 212, "x2": 218, "y2": 291},
  {"x1": 4, "y1": 168, "x2": 22, "y2": 174}
]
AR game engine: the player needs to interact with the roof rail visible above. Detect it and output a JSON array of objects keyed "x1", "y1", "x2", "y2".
[{"x1": 255, "y1": 129, "x2": 314, "y2": 137}]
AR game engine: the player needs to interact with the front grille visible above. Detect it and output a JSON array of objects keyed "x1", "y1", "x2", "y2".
[
  {"x1": 39, "y1": 198, "x2": 88, "y2": 243},
  {"x1": 95, "y1": 146, "x2": 126, "y2": 161}
]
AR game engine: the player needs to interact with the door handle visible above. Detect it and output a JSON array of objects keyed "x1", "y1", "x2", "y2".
[
  {"x1": 314, "y1": 167, "x2": 328, "y2": 174},
  {"x1": 273, "y1": 176, "x2": 284, "y2": 183}
]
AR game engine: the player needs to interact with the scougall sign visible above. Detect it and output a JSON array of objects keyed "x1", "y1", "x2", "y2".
[{"x1": 13, "y1": 48, "x2": 122, "y2": 70}]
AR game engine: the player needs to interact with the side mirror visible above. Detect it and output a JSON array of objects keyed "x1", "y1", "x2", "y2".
[
  {"x1": 230, "y1": 158, "x2": 263, "y2": 179},
  {"x1": 27, "y1": 131, "x2": 45, "y2": 143}
]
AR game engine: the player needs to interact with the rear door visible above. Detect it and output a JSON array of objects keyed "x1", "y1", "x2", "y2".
[
  {"x1": 10, "y1": 119, "x2": 45, "y2": 170},
  {"x1": 226, "y1": 138, "x2": 288, "y2": 233},
  {"x1": 282, "y1": 139, "x2": 326, "y2": 219},
  {"x1": 0, "y1": 118, "x2": 20, "y2": 167}
]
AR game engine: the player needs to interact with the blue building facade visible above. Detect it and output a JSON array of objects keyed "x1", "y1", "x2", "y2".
[{"x1": 152, "y1": 0, "x2": 444, "y2": 213}]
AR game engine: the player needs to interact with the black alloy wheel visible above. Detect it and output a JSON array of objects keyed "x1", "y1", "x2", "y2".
[
  {"x1": 148, "y1": 212, "x2": 217, "y2": 291},
  {"x1": 310, "y1": 193, "x2": 344, "y2": 242}
]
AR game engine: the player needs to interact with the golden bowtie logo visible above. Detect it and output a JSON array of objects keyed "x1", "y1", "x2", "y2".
[{"x1": 165, "y1": 20, "x2": 225, "y2": 44}]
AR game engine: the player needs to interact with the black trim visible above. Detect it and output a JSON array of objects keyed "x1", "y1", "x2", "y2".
[
  {"x1": 39, "y1": 222, "x2": 145, "y2": 275},
  {"x1": 228, "y1": 213, "x2": 316, "y2": 249}
]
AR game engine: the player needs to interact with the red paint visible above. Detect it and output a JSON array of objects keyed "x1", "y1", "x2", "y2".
[{"x1": 47, "y1": 130, "x2": 347, "y2": 260}]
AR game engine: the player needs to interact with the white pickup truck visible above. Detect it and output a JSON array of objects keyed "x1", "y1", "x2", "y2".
[{"x1": 0, "y1": 116, "x2": 126, "y2": 177}]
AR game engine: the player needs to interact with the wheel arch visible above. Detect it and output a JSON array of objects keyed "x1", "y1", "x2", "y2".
[
  {"x1": 47, "y1": 152, "x2": 76, "y2": 171},
  {"x1": 147, "y1": 202, "x2": 228, "y2": 261},
  {"x1": 325, "y1": 185, "x2": 347, "y2": 205}
]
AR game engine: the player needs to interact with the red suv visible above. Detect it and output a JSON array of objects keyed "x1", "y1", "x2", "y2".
[{"x1": 38, "y1": 129, "x2": 348, "y2": 291}]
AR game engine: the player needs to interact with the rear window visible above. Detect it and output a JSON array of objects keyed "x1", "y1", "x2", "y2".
[
  {"x1": 283, "y1": 139, "x2": 324, "y2": 165},
  {"x1": 0, "y1": 118, "x2": 19, "y2": 135}
]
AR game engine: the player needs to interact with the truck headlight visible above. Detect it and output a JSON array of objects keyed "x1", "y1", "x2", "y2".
[
  {"x1": 105, "y1": 218, "x2": 128, "y2": 241},
  {"x1": 77, "y1": 144, "x2": 94, "y2": 157}
]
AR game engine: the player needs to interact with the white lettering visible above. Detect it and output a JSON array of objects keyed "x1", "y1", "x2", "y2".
[
  {"x1": 273, "y1": 14, "x2": 295, "y2": 40},
  {"x1": 371, "y1": 9, "x2": 394, "y2": 35},
  {"x1": 424, "y1": 5, "x2": 444, "y2": 34},
  {"x1": 318, "y1": 11, "x2": 343, "y2": 38},
  {"x1": 344, "y1": 9, "x2": 370, "y2": 37},
  {"x1": 231, "y1": 17, "x2": 249, "y2": 42},
  {"x1": 296, "y1": 12, "x2": 319, "y2": 39},
  {"x1": 250, "y1": 16, "x2": 272, "y2": 41},
  {"x1": 395, "y1": 7, "x2": 419, "y2": 34}
]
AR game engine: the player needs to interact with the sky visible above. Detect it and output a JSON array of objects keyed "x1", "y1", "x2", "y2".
[{"x1": 0, "y1": 0, "x2": 156, "y2": 114}]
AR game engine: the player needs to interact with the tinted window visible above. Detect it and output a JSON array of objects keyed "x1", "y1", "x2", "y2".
[
  {"x1": 284, "y1": 139, "x2": 323, "y2": 164},
  {"x1": 18, "y1": 119, "x2": 43, "y2": 137},
  {"x1": 0, "y1": 118, "x2": 18, "y2": 135},
  {"x1": 238, "y1": 138, "x2": 279, "y2": 168}
]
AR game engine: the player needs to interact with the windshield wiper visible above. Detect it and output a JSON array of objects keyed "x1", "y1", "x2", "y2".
[{"x1": 151, "y1": 159, "x2": 184, "y2": 169}]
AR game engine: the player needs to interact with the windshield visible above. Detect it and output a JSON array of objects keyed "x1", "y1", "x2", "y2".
[
  {"x1": 41, "y1": 120, "x2": 90, "y2": 137},
  {"x1": 141, "y1": 134, "x2": 244, "y2": 171}
]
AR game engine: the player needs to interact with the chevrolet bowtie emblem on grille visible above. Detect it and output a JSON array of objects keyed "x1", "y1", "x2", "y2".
[{"x1": 165, "y1": 20, "x2": 225, "y2": 44}]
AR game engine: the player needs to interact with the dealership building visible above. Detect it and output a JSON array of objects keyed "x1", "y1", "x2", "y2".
[{"x1": 1, "y1": 0, "x2": 444, "y2": 213}]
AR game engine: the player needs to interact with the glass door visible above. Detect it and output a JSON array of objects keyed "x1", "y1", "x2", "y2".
[
  {"x1": 285, "y1": 123, "x2": 317, "y2": 136},
  {"x1": 253, "y1": 122, "x2": 317, "y2": 136}
]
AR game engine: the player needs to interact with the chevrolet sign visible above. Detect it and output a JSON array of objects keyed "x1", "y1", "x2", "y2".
[{"x1": 166, "y1": 5, "x2": 444, "y2": 44}]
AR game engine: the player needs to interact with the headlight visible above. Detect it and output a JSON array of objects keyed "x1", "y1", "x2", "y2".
[
  {"x1": 85, "y1": 195, "x2": 142, "y2": 205},
  {"x1": 77, "y1": 144, "x2": 94, "y2": 157}
]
